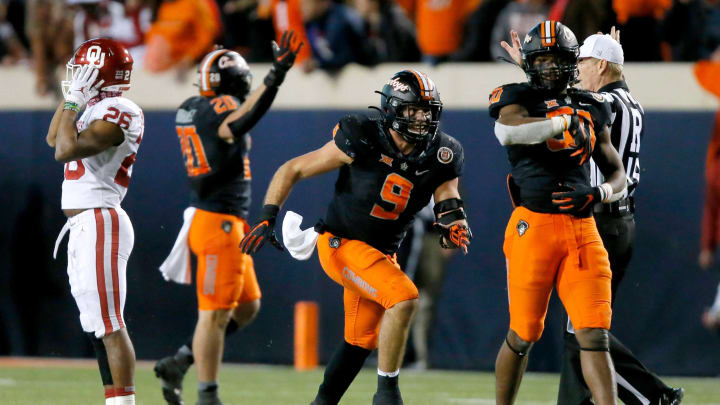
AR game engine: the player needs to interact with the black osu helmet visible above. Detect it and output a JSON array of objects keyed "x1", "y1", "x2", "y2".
[
  {"x1": 197, "y1": 49, "x2": 253, "y2": 100},
  {"x1": 377, "y1": 70, "x2": 442, "y2": 145},
  {"x1": 522, "y1": 20, "x2": 579, "y2": 93}
]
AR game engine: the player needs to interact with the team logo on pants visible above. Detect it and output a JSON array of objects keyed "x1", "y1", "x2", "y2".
[{"x1": 517, "y1": 220, "x2": 529, "y2": 237}]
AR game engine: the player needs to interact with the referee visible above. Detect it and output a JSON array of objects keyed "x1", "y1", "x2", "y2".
[{"x1": 557, "y1": 33, "x2": 684, "y2": 405}]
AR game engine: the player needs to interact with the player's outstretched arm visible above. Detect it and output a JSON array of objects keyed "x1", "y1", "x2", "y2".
[
  {"x1": 432, "y1": 178, "x2": 472, "y2": 255},
  {"x1": 495, "y1": 104, "x2": 575, "y2": 146},
  {"x1": 218, "y1": 30, "x2": 304, "y2": 140},
  {"x1": 240, "y1": 140, "x2": 352, "y2": 254}
]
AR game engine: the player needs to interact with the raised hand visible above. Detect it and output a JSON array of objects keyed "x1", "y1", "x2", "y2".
[
  {"x1": 500, "y1": 30, "x2": 523, "y2": 67},
  {"x1": 65, "y1": 65, "x2": 103, "y2": 109},
  {"x1": 264, "y1": 30, "x2": 305, "y2": 87}
]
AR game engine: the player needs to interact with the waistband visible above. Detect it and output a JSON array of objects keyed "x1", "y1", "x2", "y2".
[{"x1": 593, "y1": 197, "x2": 634, "y2": 215}]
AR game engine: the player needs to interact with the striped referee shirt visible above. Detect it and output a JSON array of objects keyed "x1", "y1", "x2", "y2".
[{"x1": 589, "y1": 80, "x2": 644, "y2": 197}]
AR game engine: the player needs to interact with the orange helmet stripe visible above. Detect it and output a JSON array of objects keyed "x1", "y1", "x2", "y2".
[
  {"x1": 541, "y1": 20, "x2": 557, "y2": 47},
  {"x1": 408, "y1": 69, "x2": 435, "y2": 100},
  {"x1": 199, "y1": 49, "x2": 229, "y2": 96}
]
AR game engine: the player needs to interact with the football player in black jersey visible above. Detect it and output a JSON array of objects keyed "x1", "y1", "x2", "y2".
[
  {"x1": 488, "y1": 21, "x2": 627, "y2": 405},
  {"x1": 154, "y1": 31, "x2": 303, "y2": 405},
  {"x1": 500, "y1": 27, "x2": 684, "y2": 405},
  {"x1": 240, "y1": 70, "x2": 470, "y2": 405}
]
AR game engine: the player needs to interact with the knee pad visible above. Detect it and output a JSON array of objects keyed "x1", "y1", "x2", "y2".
[{"x1": 87, "y1": 333, "x2": 113, "y2": 386}]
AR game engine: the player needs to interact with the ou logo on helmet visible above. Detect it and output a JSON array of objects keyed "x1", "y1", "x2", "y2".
[{"x1": 85, "y1": 45, "x2": 106, "y2": 68}]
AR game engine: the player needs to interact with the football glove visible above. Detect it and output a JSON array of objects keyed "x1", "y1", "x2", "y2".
[
  {"x1": 551, "y1": 183, "x2": 602, "y2": 213},
  {"x1": 239, "y1": 205, "x2": 284, "y2": 254},
  {"x1": 264, "y1": 30, "x2": 304, "y2": 88},
  {"x1": 433, "y1": 223, "x2": 472, "y2": 254},
  {"x1": 64, "y1": 65, "x2": 104, "y2": 109}
]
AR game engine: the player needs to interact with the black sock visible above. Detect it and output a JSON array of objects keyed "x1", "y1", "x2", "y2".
[
  {"x1": 178, "y1": 318, "x2": 240, "y2": 367},
  {"x1": 377, "y1": 374, "x2": 400, "y2": 394},
  {"x1": 315, "y1": 341, "x2": 371, "y2": 405},
  {"x1": 86, "y1": 333, "x2": 113, "y2": 386}
]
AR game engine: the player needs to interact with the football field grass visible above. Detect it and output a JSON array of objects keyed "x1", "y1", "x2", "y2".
[{"x1": 0, "y1": 358, "x2": 718, "y2": 405}]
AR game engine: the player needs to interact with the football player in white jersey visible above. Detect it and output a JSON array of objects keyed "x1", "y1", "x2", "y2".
[{"x1": 46, "y1": 37, "x2": 143, "y2": 405}]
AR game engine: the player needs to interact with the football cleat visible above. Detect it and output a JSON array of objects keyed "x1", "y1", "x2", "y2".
[
  {"x1": 660, "y1": 387, "x2": 684, "y2": 405},
  {"x1": 154, "y1": 356, "x2": 189, "y2": 405}
]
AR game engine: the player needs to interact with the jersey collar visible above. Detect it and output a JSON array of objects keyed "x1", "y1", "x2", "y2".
[{"x1": 597, "y1": 80, "x2": 628, "y2": 93}]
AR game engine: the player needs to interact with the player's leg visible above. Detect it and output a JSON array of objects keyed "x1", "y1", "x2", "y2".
[
  {"x1": 315, "y1": 233, "x2": 418, "y2": 405},
  {"x1": 102, "y1": 208, "x2": 137, "y2": 404},
  {"x1": 557, "y1": 216, "x2": 615, "y2": 405},
  {"x1": 193, "y1": 308, "x2": 232, "y2": 404},
  {"x1": 154, "y1": 261, "x2": 258, "y2": 405},
  {"x1": 86, "y1": 333, "x2": 116, "y2": 403},
  {"x1": 497, "y1": 208, "x2": 562, "y2": 405},
  {"x1": 190, "y1": 211, "x2": 248, "y2": 405},
  {"x1": 70, "y1": 208, "x2": 137, "y2": 404},
  {"x1": 312, "y1": 290, "x2": 378, "y2": 405},
  {"x1": 103, "y1": 328, "x2": 137, "y2": 403}
]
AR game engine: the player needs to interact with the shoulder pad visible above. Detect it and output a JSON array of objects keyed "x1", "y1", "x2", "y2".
[
  {"x1": 571, "y1": 90, "x2": 613, "y2": 130},
  {"x1": 488, "y1": 83, "x2": 535, "y2": 119},
  {"x1": 434, "y1": 132, "x2": 464, "y2": 177},
  {"x1": 333, "y1": 114, "x2": 377, "y2": 159}
]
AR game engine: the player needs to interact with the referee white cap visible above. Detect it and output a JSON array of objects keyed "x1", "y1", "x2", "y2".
[{"x1": 579, "y1": 34, "x2": 624, "y2": 65}]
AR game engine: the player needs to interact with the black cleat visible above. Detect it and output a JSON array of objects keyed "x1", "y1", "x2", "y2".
[
  {"x1": 372, "y1": 392, "x2": 404, "y2": 405},
  {"x1": 660, "y1": 387, "x2": 684, "y2": 405},
  {"x1": 154, "y1": 356, "x2": 189, "y2": 405}
]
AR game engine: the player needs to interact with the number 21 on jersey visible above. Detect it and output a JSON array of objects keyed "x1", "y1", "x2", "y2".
[
  {"x1": 176, "y1": 125, "x2": 211, "y2": 177},
  {"x1": 370, "y1": 173, "x2": 414, "y2": 220}
]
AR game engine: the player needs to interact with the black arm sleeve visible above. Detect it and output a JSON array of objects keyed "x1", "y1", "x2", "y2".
[{"x1": 227, "y1": 86, "x2": 280, "y2": 137}]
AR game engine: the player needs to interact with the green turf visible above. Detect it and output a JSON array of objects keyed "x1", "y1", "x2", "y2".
[{"x1": 0, "y1": 363, "x2": 718, "y2": 405}]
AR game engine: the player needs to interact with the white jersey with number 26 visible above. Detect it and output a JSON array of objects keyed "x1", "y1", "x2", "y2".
[{"x1": 61, "y1": 95, "x2": 144, "y2": 209}]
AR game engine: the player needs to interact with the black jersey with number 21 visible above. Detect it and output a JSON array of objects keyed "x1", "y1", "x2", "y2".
[{"x1": 175, "y1": 95, "x2": 252, "y2": 218}]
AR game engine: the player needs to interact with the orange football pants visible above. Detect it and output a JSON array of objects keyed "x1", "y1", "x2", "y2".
[
  {"x1": 317, "y1": 232, "x2": 419, "y2": 350},
  {"x1": 188, "y1": 209, "x2": 261, "y2": 310},
  {"x1": 503, "y1": 206, "x2": 612, "y2": 342}
]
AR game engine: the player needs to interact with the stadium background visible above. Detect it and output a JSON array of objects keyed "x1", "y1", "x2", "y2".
[{"x1": 0, "y1": 62, "x2": 718, "y2": 377}]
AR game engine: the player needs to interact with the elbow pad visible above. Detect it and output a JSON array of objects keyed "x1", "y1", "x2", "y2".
[{"x1": 494, "y1": 116, "x2": 569, "y2": 146}]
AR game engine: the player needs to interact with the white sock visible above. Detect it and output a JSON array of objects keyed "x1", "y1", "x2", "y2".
[
  {"x1": 377, "y1": 368, "x2": 400, "y2": 377},
  {"x1": 115, "y1": 394, "x2": 135, "y2": 404},
  {"x1": 105, "y1": 397, "x2": 116, "y2": 405}
]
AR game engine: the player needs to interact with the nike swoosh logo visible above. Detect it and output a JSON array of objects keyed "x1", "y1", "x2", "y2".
[
  {"x1": 415, "y1": 169, "x2": 430, "y2": 176},
  {"x1": 578, "y1": 102, "x2": 592, "y2": 106}
]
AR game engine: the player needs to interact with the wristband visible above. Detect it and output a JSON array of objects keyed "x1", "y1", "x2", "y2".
[
  {"x1": 599, "y1": 183, "x2": 613, "y2": 203},
  {"x1": 63, "y1": 101, "x2": 80, "y2": 113}
]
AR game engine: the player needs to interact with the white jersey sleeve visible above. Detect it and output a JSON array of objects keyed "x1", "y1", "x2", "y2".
[{"x1": 61, "y1": 96, "x2": 145, "y2": 209}]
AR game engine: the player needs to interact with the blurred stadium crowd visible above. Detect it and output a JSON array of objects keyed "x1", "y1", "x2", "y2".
[{"x1": 0, "y1": 0, "x2": 719, "y2": 99}]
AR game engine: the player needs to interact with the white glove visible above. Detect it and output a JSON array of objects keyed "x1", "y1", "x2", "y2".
[{"x1": 64, "y1": 65, "x2": 104, "y2": 108}]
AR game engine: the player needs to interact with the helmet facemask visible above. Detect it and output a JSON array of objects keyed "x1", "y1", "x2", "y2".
[
  {"x1": 61, "y1": 60, "x2": 83, "y2": 99},
  {"x1": 388, "y1": 98, "x2": 442, "y2": 144},
  {"x1": 524, "y1": 50, "x2": 578, "y2": 93}
]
